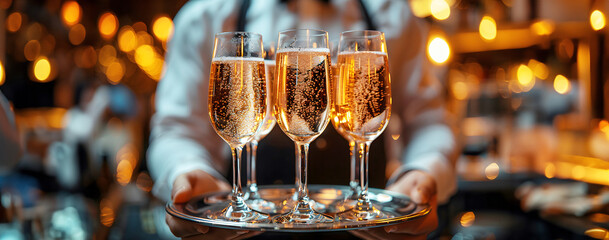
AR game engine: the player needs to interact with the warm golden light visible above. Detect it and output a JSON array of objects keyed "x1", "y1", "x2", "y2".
[
  {"x1": 430, "y1": 0, "x2": 450, "y2": 20},
  {"x1": 451, "y1": 81, "x2": 468, "y2": 100},
  {"x1": 98, "y1": 45, "x2": 117, "y2": 67},
  {"x1": 98, "y1": 12, "x2": 118, "y2": 39},
  {"x1": 135, "y1": 45, "x2": 165, "y2": 81},
  {"x1": 116, "y1": 160, "x2": 133, "y2": 185},
  {"x1": 479, "y1": 16, "x2": 497, "y2": 40},
  {"x1": 68, "y1": 23, "x2": 86, "y2": 45},
  {"x1": 61, "y1": 1, "x2": 81, "y2": 27},
  {"x1": 591, "y1": 10, "x2": 606, "y2": 31},
  {"x1": 136, "y1": 31, "x2": 153, "y2": 46},
  {"x1": 410, "y1": 0, "x2": 431, "y2": 18},
  {"x1": 33, "y1": 57, "x2": 51, "y2": 82},
  {"x1": 553, "y1": 74, "x2": 570, "y2": 94},
  {"x1": 391, "y1": 134, "x2": 400, "y2": 140},
  {"x1": 517, "y1": 64, "x2": 534, "y2": 86},
  {"x1": 527, "y1": 59, "x2": 549, "y2": 80},
  {"x1": 0, "y1": 0, "x2": 12, "y2": 9},
  {"x1": 0, "y1": 61, "x2": 5, "y2": 86},
  {"x1": 531, "y1": 20, "x2": 555, "y2": 36},
  {"x1": 460, "y1": 212, "x2": 475, "y2": 227},
  {"x1": 152, "y1": 16, "x2": 174, "y2": 42},
  {"x1": 100, "y1": 206, "x2": 115, "y2": 227},
  {"x1": 544, "y1": 163, "x2": 555, "y2": 178},
  {"x1": 24, "y1": 40, "x2": 41, "y2": 61},
  {"x1": 427, "y1": 37, "x2": 450, "y2": 64},
  {"x1": 118, "y1": 26, "x2": 137, "y2": 52},
  {"x1": 572, "y1": 165, "x2": 585, "y2": 180},
  {"x1": 600, "y1": 120, "x2": 609, "y2": 133},
  {"x1": 6, "y1": 12, "x2": 21, "y2": 32},
  {"x1": 585, "y1": 228, "x2": 609, "y2": 239},
  {"x1": 105, "y1": 61, "x2": 124, "y2": 84},
  {"x1": 485, "y1": 162, "x2": 500, "y2": 180},
  {"x1": 135, "y1": 45, "x2": 155, "y2": 67}
]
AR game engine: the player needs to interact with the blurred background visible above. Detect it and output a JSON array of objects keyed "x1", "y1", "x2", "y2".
[{"x1": 1, "y1": 0, "x2": 609, "y2": 239}]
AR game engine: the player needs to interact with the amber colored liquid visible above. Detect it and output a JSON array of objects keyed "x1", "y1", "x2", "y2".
[
  {"x1": 253, "y1": 61, "x2": 277, "y2": 141},
  {"x1": 275, "y1": 48, "x2": 331, "y2": 143},
  {"x1": 333, "y1": 51, "x2": 391, "y2": 142},
  {"x1": 208, "y1": 57, "x2": 267, "y2": 146}
]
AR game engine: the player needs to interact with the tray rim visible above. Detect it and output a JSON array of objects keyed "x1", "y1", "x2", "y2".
[{"x1": 165, "y1": 184, "x2": 432, "y2": 232}]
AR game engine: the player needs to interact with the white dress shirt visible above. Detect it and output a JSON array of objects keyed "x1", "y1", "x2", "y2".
[{"x1": 148, "y1": 0, "x2": 457, "y2": 203}]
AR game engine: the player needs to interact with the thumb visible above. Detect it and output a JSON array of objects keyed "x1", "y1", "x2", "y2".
[{"x1": 172, "y1": 174, "x2": 193, "y2": 203}]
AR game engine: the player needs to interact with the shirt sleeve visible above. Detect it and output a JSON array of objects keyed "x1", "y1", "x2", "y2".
[
  {"x1": 147, "y1": 1, "x2": 231, "y2": 202},
  {"x1": 0, "y1": 91, "x2": 21, "y2": 174},
  {"x1": 379, "y1": 3, "x2": 458, "y2": 204}
]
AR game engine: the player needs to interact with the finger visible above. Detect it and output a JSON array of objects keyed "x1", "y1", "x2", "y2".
[
  {"x1": 166, "y1": 214, "x2": 208, "y2": 238},
  {"x1": 172, "y1": 174, "x2": 194, "y2": 203}
]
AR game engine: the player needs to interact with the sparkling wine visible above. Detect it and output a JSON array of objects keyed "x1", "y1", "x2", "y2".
[
  {"x1": 334, "y1": 51, "x2": 391, "y2": 142},
  {"x1": 208, "y1": 57, "x2": 267, "y2": 146},
  {"x1": 275, "y1": 48, "x2": 331, "y2": 143},
  {"x1": 253, "y1": 60, "x2": 277, "y2": 141}
]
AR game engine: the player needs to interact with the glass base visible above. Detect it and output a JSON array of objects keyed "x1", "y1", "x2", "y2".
[
  {"x1": 337, "y1": 204, "x2": 394, "y2": 221},
  {"x1": 276, "y1": 193, "x2": 327, "y2": 214},
  {"x1": 208, "y1": 202, "x2": 270, "y2": 223},
  {"x1": 246, "y1": 198, "x2": 278, "y2": 214},
  {"x1": 271, "y1": 201, "x2": 334, "y2": 224}
]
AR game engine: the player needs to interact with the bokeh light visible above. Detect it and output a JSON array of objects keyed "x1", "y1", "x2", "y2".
[
  {"x1": 427, "y1": 37, "x2": 450, "y2": 64},
  {"x1": 24, "y1": 40, "x2": 41, "y2": 61},
  {"x1": 430, "y1": 0, "x2": 450, "y2": 20},
  {"x1": 517, "y1": 64, "x2": 534, "y2": 86},
  {"x1": 452, "y1": 81, "x2": 468, "y2": 100},
  {"x1": 61, "y1": 1, "x2": 81, "y2": 27},
  {"x1": 591, "y1": 10, "x2": 606, "y2": 31},
  {"x1": 485, "y1": 162, "x2": 500, "y2": 180},
  {"x1": 553, "y1": 74, "x2": 571, "y2": 94},
  {"x1": 98, "y1": 12, "x2": 118, "y2": 39},
  {"x1": 410, "y1": 0, "x2": 431, "y2": 18},
  {"x1": 479, "y1": 16, "x2": 497, "y2": 40},
  {"x1": 460, "y1": 212, "x2": 475, "y2": 227},
  {"x1": 98, "y1": 45, "x2": 117, "y2": 67},
  {"x1": 33, "y1": 57, "x2": 52, "y2": 82},
  {"x1": 68, "y1": 23, "x2": 86, "y2": 45},
  {"x1": 118, "y1": 26, "x2": 137, "y2": 52},
  {"x1": 531, "y1": 20, "x2": 555, "y2": 36},
  {"x1": 105, "y1": 60, "x2": 125, "y2": 84},
  {"x1": 0, "y1": 61, "x2": 5, "y2": 86},
  {"x1": 545, "y1": 163, "x2": 555, "y2": 178},
  {"x1": 135, "y1": 44, "x2": 164, "y2": 81},
  {"x1": 152, "y1": 16, "x2": 174, "y2": 42},
  {"x1": 6, "y1": 12, "x2": 22, "y2": 32},
  {"x1": 527, "y1": 59, "x2": 549, "y2": 80}
]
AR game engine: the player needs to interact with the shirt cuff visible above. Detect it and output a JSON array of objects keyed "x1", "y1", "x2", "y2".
[{"x1": 388, "y1": 152, "x2": 456, "y2": 204}]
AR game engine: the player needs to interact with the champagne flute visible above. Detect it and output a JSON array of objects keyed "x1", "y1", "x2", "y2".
[
  {"x1": 272, "y1": 29, "x2": 333, "y2": 223},
  {"x1": 333, "y1": 30, "x2": 393, "y2": 221},
  {"x1": 207, "y1": 32, "x2": 269, "y2": 222},
  {"x1": 245, "y1": 42, "x2": 277, "y2": 212}
]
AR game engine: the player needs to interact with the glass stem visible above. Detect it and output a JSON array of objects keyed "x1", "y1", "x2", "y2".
[
  {"x1": 230, "y1": 146, "x2": 247, "y2": 210},
  {"x1": 246, "y1": 140, "x2": 259, "y2": 194},
  {"x1": 349, "y1": 140, "x2": 360, "y2": 196},
  {"x1": 357, "y1": 141, "x2": 372, "y2": 210},
  {"x1": 295, "y1": 142, "x2": 310, "y2": 202}
]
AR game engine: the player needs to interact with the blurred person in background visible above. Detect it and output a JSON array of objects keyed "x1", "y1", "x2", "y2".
[
  {"x1": 148, "y1": 0, "x2": 458, "y2": 239},
  {"x1": 0, "y1": 90, "x2": 21, "y2": 174}
]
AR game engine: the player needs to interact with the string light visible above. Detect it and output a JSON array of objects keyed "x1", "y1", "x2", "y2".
[
  {"x1": 33, "y1": 57, "x2": 52, "y2": 82},
  {"x1": 591, "y1": 10, "x2": 606, "y2": 31},
  {"x1": 427, "y1": 37, "x2": 450, "y2": 64},
  {"x1": 479, "y1": 16, "x2": 497, "y2": 40},
  {"x1": 61, "y1": 1, "x2": 81, "y2": 27},
  {"x1": 6, "y1": 12, "x2": 22, "y2": 32},
  {"x1": 98, "y1": 12, "x2": 118, "y2": 39},
  {"x1": 430, "y1": 0, "x2": 450, "y2": 20},
  {"x1": 118, "y1": 26, "x2": 137, "y2": 52},
  {"x1": 152, "y1": 16, "x2": 174, "y2": 42},
  {"x1": 553, "y1": 74, "x2": 571, "y2": 94}
]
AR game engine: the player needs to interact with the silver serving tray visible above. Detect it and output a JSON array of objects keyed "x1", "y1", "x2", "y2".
[{"x1": 166, "y1": 184, "x2": 431, "y2": 232}]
